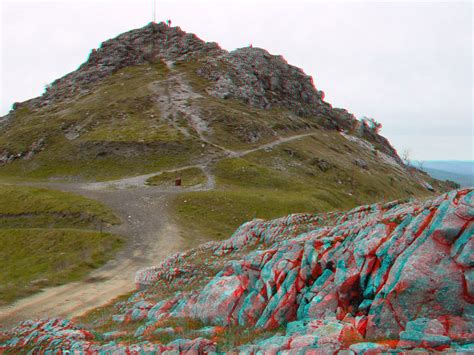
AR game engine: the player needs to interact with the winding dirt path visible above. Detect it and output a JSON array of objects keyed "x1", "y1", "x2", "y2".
[
  {"x1": 78, "y1": 131, "x2": 314, "y2": 191},
  {"x1": 234, "y1": 132, "x2": 315, "y2": 158}
]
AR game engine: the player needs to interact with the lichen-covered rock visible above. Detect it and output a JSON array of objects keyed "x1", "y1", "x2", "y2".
[
  {"x1": 1, "y1": 189, "x2": 472, "y2": 353},
  {"x1": 398, "y1": 318, "x2": 452, "y2": 350}
]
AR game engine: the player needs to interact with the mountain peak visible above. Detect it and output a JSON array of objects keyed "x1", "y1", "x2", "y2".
[
  {"x1": 33, "y1": 22, "x2": 222, "y2": 106},
  {"x1": 15, "y1": 23, "x2": 327, "y2": 120},
  {"x1": 7, "y1": 23, "x2": 400, "y2": 163}
]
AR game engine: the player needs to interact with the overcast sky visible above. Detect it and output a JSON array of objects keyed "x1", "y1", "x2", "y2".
[{"x1": 1, "y1": 0, "x2": 472, "y2": 160}]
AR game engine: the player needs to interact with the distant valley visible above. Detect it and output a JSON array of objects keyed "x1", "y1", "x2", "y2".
[{"x1": 414, "y1": 160, "x2": 473, "y2": 187}]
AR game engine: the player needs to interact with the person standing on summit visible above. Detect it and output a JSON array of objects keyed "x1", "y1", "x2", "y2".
[{"x1": 166, "y1": 19, "x2": 172, "y2": 27}]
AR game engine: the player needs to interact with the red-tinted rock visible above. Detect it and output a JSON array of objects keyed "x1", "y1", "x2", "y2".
[{"x1": 1, "y1": 189, "x2": 472, "y2": 353}]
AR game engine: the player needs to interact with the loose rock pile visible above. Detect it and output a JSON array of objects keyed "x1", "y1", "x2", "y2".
[{"x1": 1, "y1": 188, "x2": 472, "y2": 353}]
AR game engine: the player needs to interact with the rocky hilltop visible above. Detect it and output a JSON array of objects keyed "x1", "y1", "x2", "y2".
[
  {"x1": 25, "y1": 23, "x2": 224, "y2": 108},
  {"x1": 6, "y1": 22, "x2": 398, "y2": 163},
  {"x1": 1, "y1": 189, "x2": 472, "y2": 352},
  {"x1": 18, "y1": 22, "x2": 325, "y2": 117}
]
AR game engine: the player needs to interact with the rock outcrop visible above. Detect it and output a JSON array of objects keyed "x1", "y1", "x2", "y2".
[
  {"x1": 18, "y1": 23, "x2": 327, "y2": 120},
  {"x1": 199, "y1": 47, "x2": 328, "y2": 117},
  {"x1": 2, "y1": 189, "x2": 472, "y2": 353}
]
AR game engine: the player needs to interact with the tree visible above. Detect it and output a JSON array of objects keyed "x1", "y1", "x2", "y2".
[
  {"x1": 401, "y1": 149, "x2": 411, "y2": 166},
  {"x1": 417, "y1": 160, "x2": 425, "y2": 171},
  {"x1": 445, "y1": 180, "x2": 461, "y2": 189}
]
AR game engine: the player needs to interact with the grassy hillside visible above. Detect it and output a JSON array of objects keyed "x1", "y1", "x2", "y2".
[
  {"x1": 0, "y1": 63, "x2": 206, "y2": 181},
  {"x1": 0, "y1": 185, "x2": 122, "y2": 304},
  {"x1": 0, "y1": 60, "x2": 452, "y2": 245},
  {"x1": 172, "y1": 132, "x2": 447, "y2": 242},
  {"x1": 0, "y1": 60, "x2": 359, "y2": 182},
  {"x1": 0, "y1": 229, "x2": 122, "y2": 304},
  {"x1": 0, "y1": 185, "x2": 119, "y2": 228}
]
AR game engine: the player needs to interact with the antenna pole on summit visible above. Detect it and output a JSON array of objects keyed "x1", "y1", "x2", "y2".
[{"x1": 152, "y1": 0, "x2": 156, "y2": 23}]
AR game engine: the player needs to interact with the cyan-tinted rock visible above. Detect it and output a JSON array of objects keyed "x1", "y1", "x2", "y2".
[{"x1": 1, "y1": 189, "x2": 472, "y2": 353}]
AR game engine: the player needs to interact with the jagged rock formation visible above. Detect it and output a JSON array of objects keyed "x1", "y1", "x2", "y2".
[
  {"x1": 199, "y1": 47, "x2": 327, "y2": 115},
  {"x1": 6, "y1": 22, "x2": 400, "y2": 163},
  {"x1": 1, "y1": 189, "x2": 472, "y2": 353}
]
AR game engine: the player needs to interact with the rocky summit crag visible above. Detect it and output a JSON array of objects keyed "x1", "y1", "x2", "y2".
[
  {"x1": 7, "y1": 22, "x2": 397, "y2": 163},
  {"x1": 19, "y1": 22, "x2": 325, "y2": 118},
  {"x1": 32, "y1": 23, "x2": 223, "y2": 107},
  {"x1": 1, "y1": 188, "x2": 472, "y2": 353}
]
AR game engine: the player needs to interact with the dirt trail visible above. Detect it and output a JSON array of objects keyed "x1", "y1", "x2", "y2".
[
  {"x1": 149, "y1": 64, "x2": 234, "y2": 156},
  {"x1": 83, "y1": 164, "x2": 216, "y2": 191},
  {"x1": 234, "y1": 132, "x2": 316, "y2": 158},
  {"x1": 76, "y1": 131, "x2": 315, "y2": 191},
  {"x1": 0, "y1": 67, "x2": 315, "y2": 330},
  {"x1": 0, "y1": 186, "x2": 188, "y2": 330}
]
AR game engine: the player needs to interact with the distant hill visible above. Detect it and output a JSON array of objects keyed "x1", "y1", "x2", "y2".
[
  {"x1": 422, "y1": 161, "x2": 473, "y2": 176},
  {"x1": 413, "y1": 161, "x2": 473, "y2": 187}
]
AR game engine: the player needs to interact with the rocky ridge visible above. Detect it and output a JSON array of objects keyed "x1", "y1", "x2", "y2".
[
  {"x1": 1, "y1": 188, "x2": 472, "y2": 352},
  {"x1": 6, "y1": 22, "x2": 400, "y2": 163}
]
